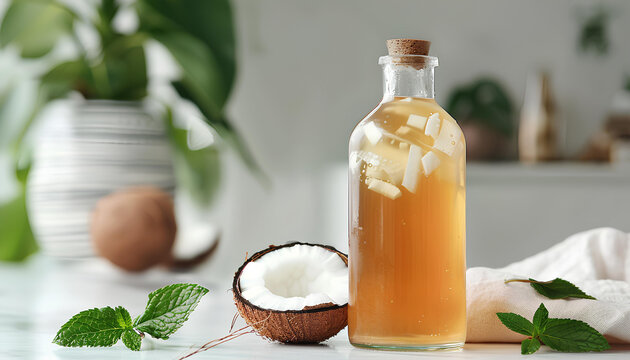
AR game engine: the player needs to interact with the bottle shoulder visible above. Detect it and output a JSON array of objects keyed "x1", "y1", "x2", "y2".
[
  {"x1": 355, "y1": 98, "x2": 460, "y2": 126},
  {"x1": 350, "y1": 97, "x2": 465, "y2": 150},
  {"x1": 349, "y1": 97, "x2": 465, "y2": 191}
]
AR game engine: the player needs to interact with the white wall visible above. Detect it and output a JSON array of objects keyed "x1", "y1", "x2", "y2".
[{"x1": 209, "y1": 0, "x2": 630, "y2": 275}]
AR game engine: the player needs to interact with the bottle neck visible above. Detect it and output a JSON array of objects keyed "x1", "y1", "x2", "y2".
[
  {"x1": 382, "y1": 63, "x2": 435, "y2": 100},
  {"x1": 378, "y1": 55, "x2": 438, "y2": 100}
]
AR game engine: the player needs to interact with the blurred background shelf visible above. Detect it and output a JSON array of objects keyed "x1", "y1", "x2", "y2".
[
  {"x1": 468, "y1": 162, "x2": 630, "y2": 183},
  {"x1": 308, "y1": 162, "x2": 630, "y2": 271},
  {"x1": 466, "y1": 162, "x2": 630, "y2": 267}
]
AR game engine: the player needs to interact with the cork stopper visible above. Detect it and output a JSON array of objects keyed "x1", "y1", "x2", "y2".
[
  {"x1": 385, "y1": 39, "x2": 432, "y2": 68},
  {"x1": 386, "y1": 39, "x2": 431, "y2": 56}
]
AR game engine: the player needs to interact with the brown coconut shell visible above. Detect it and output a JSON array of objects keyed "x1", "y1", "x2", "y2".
[
  {"x1": 232, "y1": 242, "x2": 348, "y2": 344},
  {"x1": 91, "y1": 186, "x2": 176, "y2": 272},
  {"x1": 162, "y1": 236, "x2": 220, "y2": 270}
]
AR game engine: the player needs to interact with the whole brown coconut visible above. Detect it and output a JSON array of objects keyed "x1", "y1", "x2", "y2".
[
  {"x1": 232, "y1": 242, "x2": 348, "y2": 343},
  {"x1": 91, "y1": 186, "x2": 176, "y2": 272}
]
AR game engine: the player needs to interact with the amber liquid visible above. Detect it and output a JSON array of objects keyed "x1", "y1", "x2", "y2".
[{"x1": 348, "y1": 97, "x2": 466, "y2": 349}]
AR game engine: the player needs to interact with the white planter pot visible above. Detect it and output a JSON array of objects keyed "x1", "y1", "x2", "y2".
[{"x1": 26, "y1": 100, "x2": 175, "y2": 258}]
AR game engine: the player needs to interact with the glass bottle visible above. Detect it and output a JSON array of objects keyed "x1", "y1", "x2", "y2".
[{"x1": 348, "y1": 39, "x2": 466, "y2": 350}]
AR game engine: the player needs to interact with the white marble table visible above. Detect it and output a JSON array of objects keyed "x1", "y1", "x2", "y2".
[{"x1": 1, "y1": 256, "x2": 629, "y2": 359}]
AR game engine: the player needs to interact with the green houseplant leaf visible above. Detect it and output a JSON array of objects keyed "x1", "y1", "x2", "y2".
[
  {"x1": 0, "y1": 86, "x2": 13, "y2": 148},
  {"x1": 166, "y1": 108, "x2": 221, "y2": 206},
  {"x1": 90, "y1": 38, "x2": 148, "y2": 101},
  {"x1": 446, "y1": 78, "x2": 514, "y2": 136},
  {"x1": 0, "y1": 83, "x2": 38, "y2": 262},
  {"x1": 154, "y1": 32, "x2": 224, "y2": 118},
  {"x1": 171, "y1": 80, "x2": 265, "y2": 182},
  {"x1": 136, "y1": 0, "x2": 235, "y2": 99},
  {"x1": 40, "y1": 60, "x2": 89, "y2": 100},
  {"x1": 0, "y1": 188, "x2": 38, "y2": 262},
  {"x1": 137, "y1": 0, "x2": 264, "y2": 178},
  {"x1": 0, "y1": 0, "x2": 75, "y2": 58},
  {"x1": 0, "y1": 151, "x2": 37, "y2": 262}
]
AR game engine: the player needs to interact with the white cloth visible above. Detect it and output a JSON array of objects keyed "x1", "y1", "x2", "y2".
[{"x1": 466, "y1": 227, "x2": 630, "y2": 343}]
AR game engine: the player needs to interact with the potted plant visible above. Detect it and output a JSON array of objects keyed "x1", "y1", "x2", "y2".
[
  {"x1": 0, "y1": 0, "x2": 260, "y2": 259},
  {"x1": 446, "y1": 78, "x2": 515, "y2": 160}
]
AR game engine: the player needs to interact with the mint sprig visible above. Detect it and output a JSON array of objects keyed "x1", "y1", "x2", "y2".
[
  {"x1": 497, "y1": 303, "x2": 610, "y2": 355},
  {"x1": 53, "y1": 306, "x2": 132, "y2": 348},
  {"x1": 121, "y1": 330, "x2": 142, "y2": 351},
  {"x1": 494, "y1": 312, "x2": 534, "y2": 336},
  {"x1": 505, "y1": 277, "x2": 596, "y2": 300},
  {"x1": 53, "y1": 283, "x2": 208, "y2": 351},
  {"x1": 134, "y1": 283, "x2": 209, "y2": 339},
  {"x1": 521, "y1": 338, "x2": 541, "y2": 354}
]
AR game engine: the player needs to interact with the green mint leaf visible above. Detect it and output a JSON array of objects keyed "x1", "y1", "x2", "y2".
[
  {"x1": 496, "y1": 312, "x2": 535, "y2": 336},
  {"x1": 529, "y1": 278, "x2": 596, "y2": 300},
  {"x1": 121, "y1": 330, "x2": 142, "y2": 351},
  {"x1": 134, "y1": 283, "x2": 209, "y2": 339},
  {"x1": 116, "y1": 306, "x2": 133, "y2": 329},
  {"x1": 539, "y1": 318, "x2": 610, "y2": 352},
  {"x1": 521, "y1": 338, "x2": 541, "y2": 355},
  {"x1": 532, "y1": 303, "x2": 549, "y2": 333},
  {"x1": 53, "y1": 306, "x2": 131, "y2": 347}
]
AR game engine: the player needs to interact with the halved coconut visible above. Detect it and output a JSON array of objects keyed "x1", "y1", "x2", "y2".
[
  {"x1": 164, "y1": 192, "x2": 221, "y2": 270},
  {"x1": 232, "y1": 242, "x2": 348, "y2": 343},
  {"x1": 162, "y1": 228, "x2": 220, "y2": 270}
]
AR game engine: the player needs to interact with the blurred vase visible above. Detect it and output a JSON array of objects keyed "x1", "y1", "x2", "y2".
[
  {"x1": 519, "y1": 71, "x2": 558, "y2": 162},
  {"x1": 26, "y1": 100, "x2": 175, "y2": 258}
]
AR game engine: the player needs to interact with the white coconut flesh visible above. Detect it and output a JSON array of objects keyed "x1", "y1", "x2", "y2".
[{"x1": 239, "y1": 244, "x2": 348, "y2": 311}]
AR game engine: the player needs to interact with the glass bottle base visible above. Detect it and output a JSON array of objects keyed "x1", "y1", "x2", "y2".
[{"x1": 351, "y1": 341, "x2": 464, "y2": 352}]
